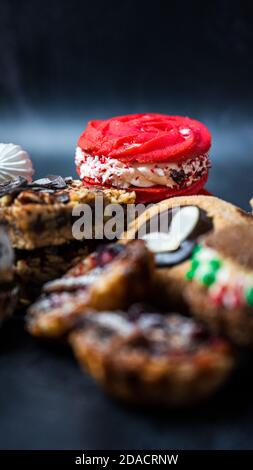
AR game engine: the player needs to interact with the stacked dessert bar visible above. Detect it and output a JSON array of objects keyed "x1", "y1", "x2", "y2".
[
  {"x1": 0, "y1": 226, "x2": 17, "y2": 321},
  {"x1": 0, "y1": 175, "x2": 135, "y2": 305}
]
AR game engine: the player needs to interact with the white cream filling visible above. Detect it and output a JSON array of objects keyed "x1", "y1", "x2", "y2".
[{"x1": 75, "y1": 147, "x2": 209, "y2": 189}]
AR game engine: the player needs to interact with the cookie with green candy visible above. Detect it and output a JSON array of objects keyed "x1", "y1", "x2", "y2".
[
  {"x1": 122, "y1": 195, "x2": 253, "y2": 310},
  {"x1": 185, "y1": 224, "x2": 253, "y2": 346}
]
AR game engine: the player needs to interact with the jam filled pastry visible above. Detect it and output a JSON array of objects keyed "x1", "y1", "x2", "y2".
[
  {"x1": 123, "y1": 195, "x2": 253, "y2": 309},
  {"x1": 76, "y1": 113, "x2": 212, "y2": 203},
  {"x1": 185, "y1": 224, "x2": 253, "y2": 346},
  {"x1": 0, "y1": 226, "x2": 17, "y2": 322},
  {"x1": 70, "y1": 305, "x2": 234, "y2": 406},
  {"x1": 26, "y1": 241, "x2": 154, "y2": 338},
  {"x1": 15, "y1": 241, "x2": 95, "y2": 306}
]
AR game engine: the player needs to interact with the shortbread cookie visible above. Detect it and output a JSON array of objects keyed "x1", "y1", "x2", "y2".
[
  {"x1": 26, "y1": 241, "x2": 154, "y2": 338},
  {"x1": 185, "y1": 224, "x2": 253, "y2": 346},
  {"x1": 123, "y1": 195, "x2": 253, "y2": 308},
  {"x1": 70, "y1": 306, "x2": 234, "y2": 406}
]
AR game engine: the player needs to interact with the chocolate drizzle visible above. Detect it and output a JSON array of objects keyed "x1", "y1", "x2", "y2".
[
  {"x1": 188, "y1": 208, "x2": 214, "y2": 242},
  {"x1": 155, "y1": 240, "x2": 195, "y2": 267},
  {"x1": 0, "y1": 177, "x2": 27, "y2": 197},
  {"x1": 31, "y1": 176, "x2": 68, "y2": 191},
  {"x1": 137, "y1": 206, "x2": 213, "y2": 267},
  {"x1": 0, "y1": 175, "x2": 71, "y2": 198},
  {"x1": 170, "y1": 169, "x2": 186, "y2": 185}
]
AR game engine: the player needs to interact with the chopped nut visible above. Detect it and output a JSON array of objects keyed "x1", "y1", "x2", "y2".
[{"x1": 0, "y1": 194, "x2": 13, "y2": 206}]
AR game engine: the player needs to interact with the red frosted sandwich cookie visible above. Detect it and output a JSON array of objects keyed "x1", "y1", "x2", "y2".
[{"x1": 76, "y1": 113, "x2": 211, "y2": 203}]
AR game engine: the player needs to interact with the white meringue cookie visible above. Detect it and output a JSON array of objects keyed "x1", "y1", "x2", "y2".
[{"x1": 0, "y1": 143, "x2": 34, "y2": 183}]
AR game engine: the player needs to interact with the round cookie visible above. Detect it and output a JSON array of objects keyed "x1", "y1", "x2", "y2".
[
  {"x1": 185, "y1": 224, "x2": 253, "y2": 346},
  {"x1": 122, "y1": 195, "x2": 253, "y2": 309},
  {"x1": 70, "y1": 306, "x2": 234, "y2": 406},
  {"x1": 76, "y1": 114, "x2": 212, "y2": 203}
]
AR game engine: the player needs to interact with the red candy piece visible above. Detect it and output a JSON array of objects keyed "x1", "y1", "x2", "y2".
[
  {"x1": 82, "y1": 173, "x2": 208, "y2": 204},
  {"x1": 78, "y1": 113, "x2": 211, "y2": 164}
]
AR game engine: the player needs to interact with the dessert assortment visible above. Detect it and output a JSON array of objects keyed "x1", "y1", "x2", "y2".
[{"x1": 1, "y1": 112, "x2": 253, "y2": 407}]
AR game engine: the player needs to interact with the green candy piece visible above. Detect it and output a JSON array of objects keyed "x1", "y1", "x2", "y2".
[
  {"x1": 209, "y1": 258, "x2": 222, "y2": 270},
  {"x1": 192, "y1": 244, "x2": 201, "y2": 256},
  {"x1": 246, "y1": 287, "x2": 253, "y2": 307},
  {"x1": 201, "y1": 271, "x2": 216, "y2": 286},
  {"x1": 191, "y1": 259, "x2": 200, "y2": 271},
  {"x1": 185, "y1": 269, "x2": 195, "y2": 281}
]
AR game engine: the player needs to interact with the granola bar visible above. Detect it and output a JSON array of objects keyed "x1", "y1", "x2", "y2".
[{"x1": 0, "y1": 176, "x2": 136, "y2": 250}]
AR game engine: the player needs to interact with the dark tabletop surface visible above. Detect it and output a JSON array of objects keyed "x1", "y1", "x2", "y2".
[{"x1": 0, "y1": 313, "x2": 252, "y2": 451}]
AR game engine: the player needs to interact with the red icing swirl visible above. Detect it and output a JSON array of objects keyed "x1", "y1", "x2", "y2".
[{"x1": 78, "y1": 113, "x2": 211, "y2": 164}]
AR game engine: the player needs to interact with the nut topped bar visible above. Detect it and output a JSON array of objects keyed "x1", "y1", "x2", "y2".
[{"x1": 0, "y1": 176, "x2": 135, "y2": 250}]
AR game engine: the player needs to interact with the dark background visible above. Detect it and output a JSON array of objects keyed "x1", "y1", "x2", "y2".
[
  {"x1": 1, "y1": 0, "x2": 253, "y2": 450},
  {"x1": 1, "y1": 0, "x2": 253, "y2": 208}
]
